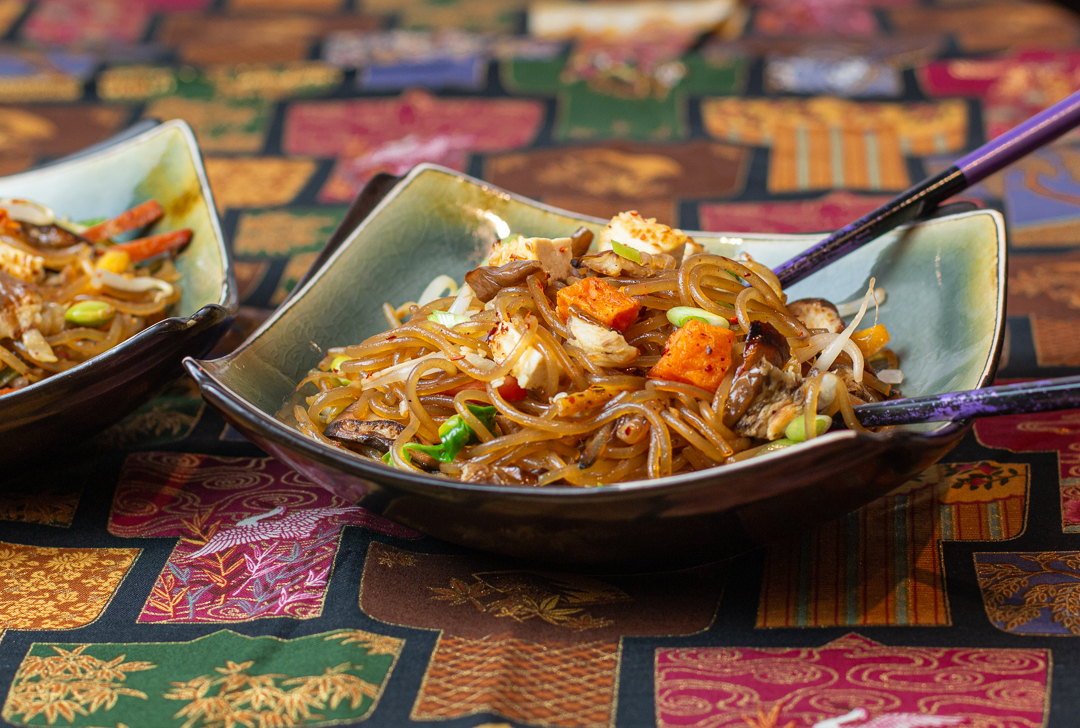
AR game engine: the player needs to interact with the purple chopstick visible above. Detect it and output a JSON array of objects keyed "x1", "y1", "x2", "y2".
[
  {"x1": 772, "y1": 89, "x2": 1080, "y2": 288},
  {"x1": 854, "y1": 375, "x2": 1080, "y2": 427}
]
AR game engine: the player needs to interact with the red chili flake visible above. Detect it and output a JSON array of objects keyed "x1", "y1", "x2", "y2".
[
  {"x1": 449, "y1": 355, "x2": 464, "y2": 361},
  {"x1": 729, "y1": 316, "x2": 738, "y2": 325}
]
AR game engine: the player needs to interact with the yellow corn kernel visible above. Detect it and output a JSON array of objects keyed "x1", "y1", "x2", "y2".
[{"x1": 96, "y1": 249, "x2": 131, "y2": 274}]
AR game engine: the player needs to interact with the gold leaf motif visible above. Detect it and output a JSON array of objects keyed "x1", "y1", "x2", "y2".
[
  {"x1": 1, "y1": 646, "x2": 155, "y2": 725},
  {"x1": 164, "y1": 659, "x2": 383, "y2": 728},
  {"x1": 324, "y1": 630, "x2": 403, "y2": 657},
  {"x1": 428, "y1": 571, "x2": 622, "y2": 631}
]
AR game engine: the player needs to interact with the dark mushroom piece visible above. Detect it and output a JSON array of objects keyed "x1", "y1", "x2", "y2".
[
  {"x1": 324, "y1": 404, "x2": 440, "y2": 470},
  {"x1": 787, "y1": 298, "x2": 845, "y2": 334},
  {"x1": 19, "y1": 223, "x2": 91, "y2": 251},
  {"x1": 723, "y1": 321, "x2": 805, "y2": 440},
  {"x1": 465, "y1": 260, "x2": 546, "y2": 303},
  {"x1": 569, "y1": 226, "x2": 594, "y2": 257},
  {"x1": 830, "y1": 361, "x2": 886, "y2": 405}
]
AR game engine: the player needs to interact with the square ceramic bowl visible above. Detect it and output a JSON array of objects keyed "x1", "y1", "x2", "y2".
[
  {"x1": 187, "y1": 164, "x2": 1004, "y2": 569},
  {"x1": 2, "y1": 119, "x2": 236, "y2": 470}
]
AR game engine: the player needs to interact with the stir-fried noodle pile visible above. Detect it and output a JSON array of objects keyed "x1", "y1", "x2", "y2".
[
  {"x1": 291, "y1": 211, "x2": 901, "y2": 486},
  {"x1": 0, "y1": 198, "x2": 191, "y2": 394}
]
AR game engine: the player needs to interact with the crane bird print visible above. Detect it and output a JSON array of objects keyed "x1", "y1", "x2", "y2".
[{"x1": 187, "y1": 506, "x2": 365, "y2": 559}]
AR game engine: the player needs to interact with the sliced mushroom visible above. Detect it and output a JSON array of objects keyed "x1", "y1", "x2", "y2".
[
  {"x1": 19, "y1": 223, "x2": 89, "y2": 250},
  {"x1": 723, "y1": 321, "x2": 804, "y2": 440},
  {"x1": 830, "y1": 362, "x2": 878, "y2": 406},
  {"x1": 566, "y1": 312, "x2": 639, "y2": 367},
  {"x1": 788, "y1": 298, "x2": 845, "y2": 334},
  {"x1": 495, "y1": 414, "x2": 521, "y2": 436},
  {"x1": 489, "y1": 235, "x2": 574, "y2": 281},
  {"x1": 465, "y1": 260, "x2": 545, "y2": 303},
  {"x1": 570, "y1": 226, "x2": 594, "y2": 257},
  {"x1": 0, "y1": 269, "x2": 41, "y2": 341},
  {"x1": 460, "y1": 462, "x2": 538, "y2": 485},
  {"x1": 578, "y1": 249, "x2": 675, "y2": 278},
  {"x1": 324, "y1": 406, "x2": 440, "y2": 470}
]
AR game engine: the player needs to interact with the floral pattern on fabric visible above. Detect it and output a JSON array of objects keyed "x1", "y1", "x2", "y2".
[
  {"x1": 0, "y1": 542, "x2": 139, "y2": 637},
  {"x1": 975, "y1": 551, "x2": 1080, "y2": 636},
  {"x1": 2, "y1": 629, "x2": 402, "y2": 727},
  {"x1": 655, "y1": 633, "x2": 1049, "y2": 728},
  {"x1": 108, "y1": 452, "x2": 417, "y2": 623}
]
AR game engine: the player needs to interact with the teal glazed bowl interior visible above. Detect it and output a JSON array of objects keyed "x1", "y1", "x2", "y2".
[
  {"x1": 187, "y1": 164, "x2": 1004, "y2": 569},
  {"x1": 2, "y1": 119, "x2": 236, "y2": 470}
]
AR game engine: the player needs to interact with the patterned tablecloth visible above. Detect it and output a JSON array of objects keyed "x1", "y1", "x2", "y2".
[{"x1": 4, "y1": 0, "x2": 1080, "y2": 726}]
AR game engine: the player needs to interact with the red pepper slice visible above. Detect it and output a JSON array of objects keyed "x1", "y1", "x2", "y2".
[
  {"x1": 82, "y1": 200, "x2": 164, "y2": 243},
  {"x1": 497, "y1": 378, "x2": 528, "y2": 402},
  {"x1": 110, "y1": 229, "x2": 192, "y2": 262},
  {"x1": 440, "y1": 378, "x2": 529, "y2": 402}
]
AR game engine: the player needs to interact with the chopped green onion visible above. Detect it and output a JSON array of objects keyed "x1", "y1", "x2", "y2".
[
  {"x1": 759, "y1": 438, "x2": 795, "y2": 454},
  {"x1": 723, "y1": 269, "x2": 748, "y2": 285},
  {"x1": 407, "y1": 404, "x2": 498, "y2": 463},
  {"x1": 666, "y1": 306, "x2": 730, "y2": 329},
  {"x1": 325, "y1": 355, "x2": 352, "y2": 386},
  {"x1": 611, "y1": 239, "x2": 643, "y2": 264},
  {"x1": 65, "y1": 300, "x2": 116, "y2": 327},
  {"x1": 428, "y1": 310, "x2": 472, "y2": 327},
  {"x1": 784, "y1": 414, "x2": 833, "y2": 443},
  {"x1": 0, "y1": 366, "x2": 15, "y2": 387}
]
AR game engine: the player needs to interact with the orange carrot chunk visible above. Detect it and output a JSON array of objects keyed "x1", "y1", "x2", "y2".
[
  {"x1": 648, "y1": 319, "x2": 736, "y2": 392},
  {"x1": 82, "y1": 200, "x2": 164, "y2": 243},
  {"x1": 111, "y1": 229, "x2": 192, "y2": 262},
  {"x1": 556, "y1": 277, "x2": 641, "y2": 332},
  {"x1": 851, "y1": 324, "x2": 890, "y2": 358}
]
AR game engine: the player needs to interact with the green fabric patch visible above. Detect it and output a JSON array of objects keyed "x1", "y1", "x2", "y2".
[
  {"x1": 2, "y1": 629, "x2": 403, "y2": 727},
  {"x1": 502, "y1": 53, "x2": 746, "y2": 141}
]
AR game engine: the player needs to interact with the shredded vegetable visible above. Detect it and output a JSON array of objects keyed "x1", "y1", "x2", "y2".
[
  {"x1": 286, "y1": 211, "x2": 902, "y2": 486},
  {"x1": 0, "y1": 198, "x2": 191, "y2": 396}
]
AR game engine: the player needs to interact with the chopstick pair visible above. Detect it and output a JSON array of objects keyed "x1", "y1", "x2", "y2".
[{"x1": 768, "y1": 89, "x2": 1080, "y2": 426}]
